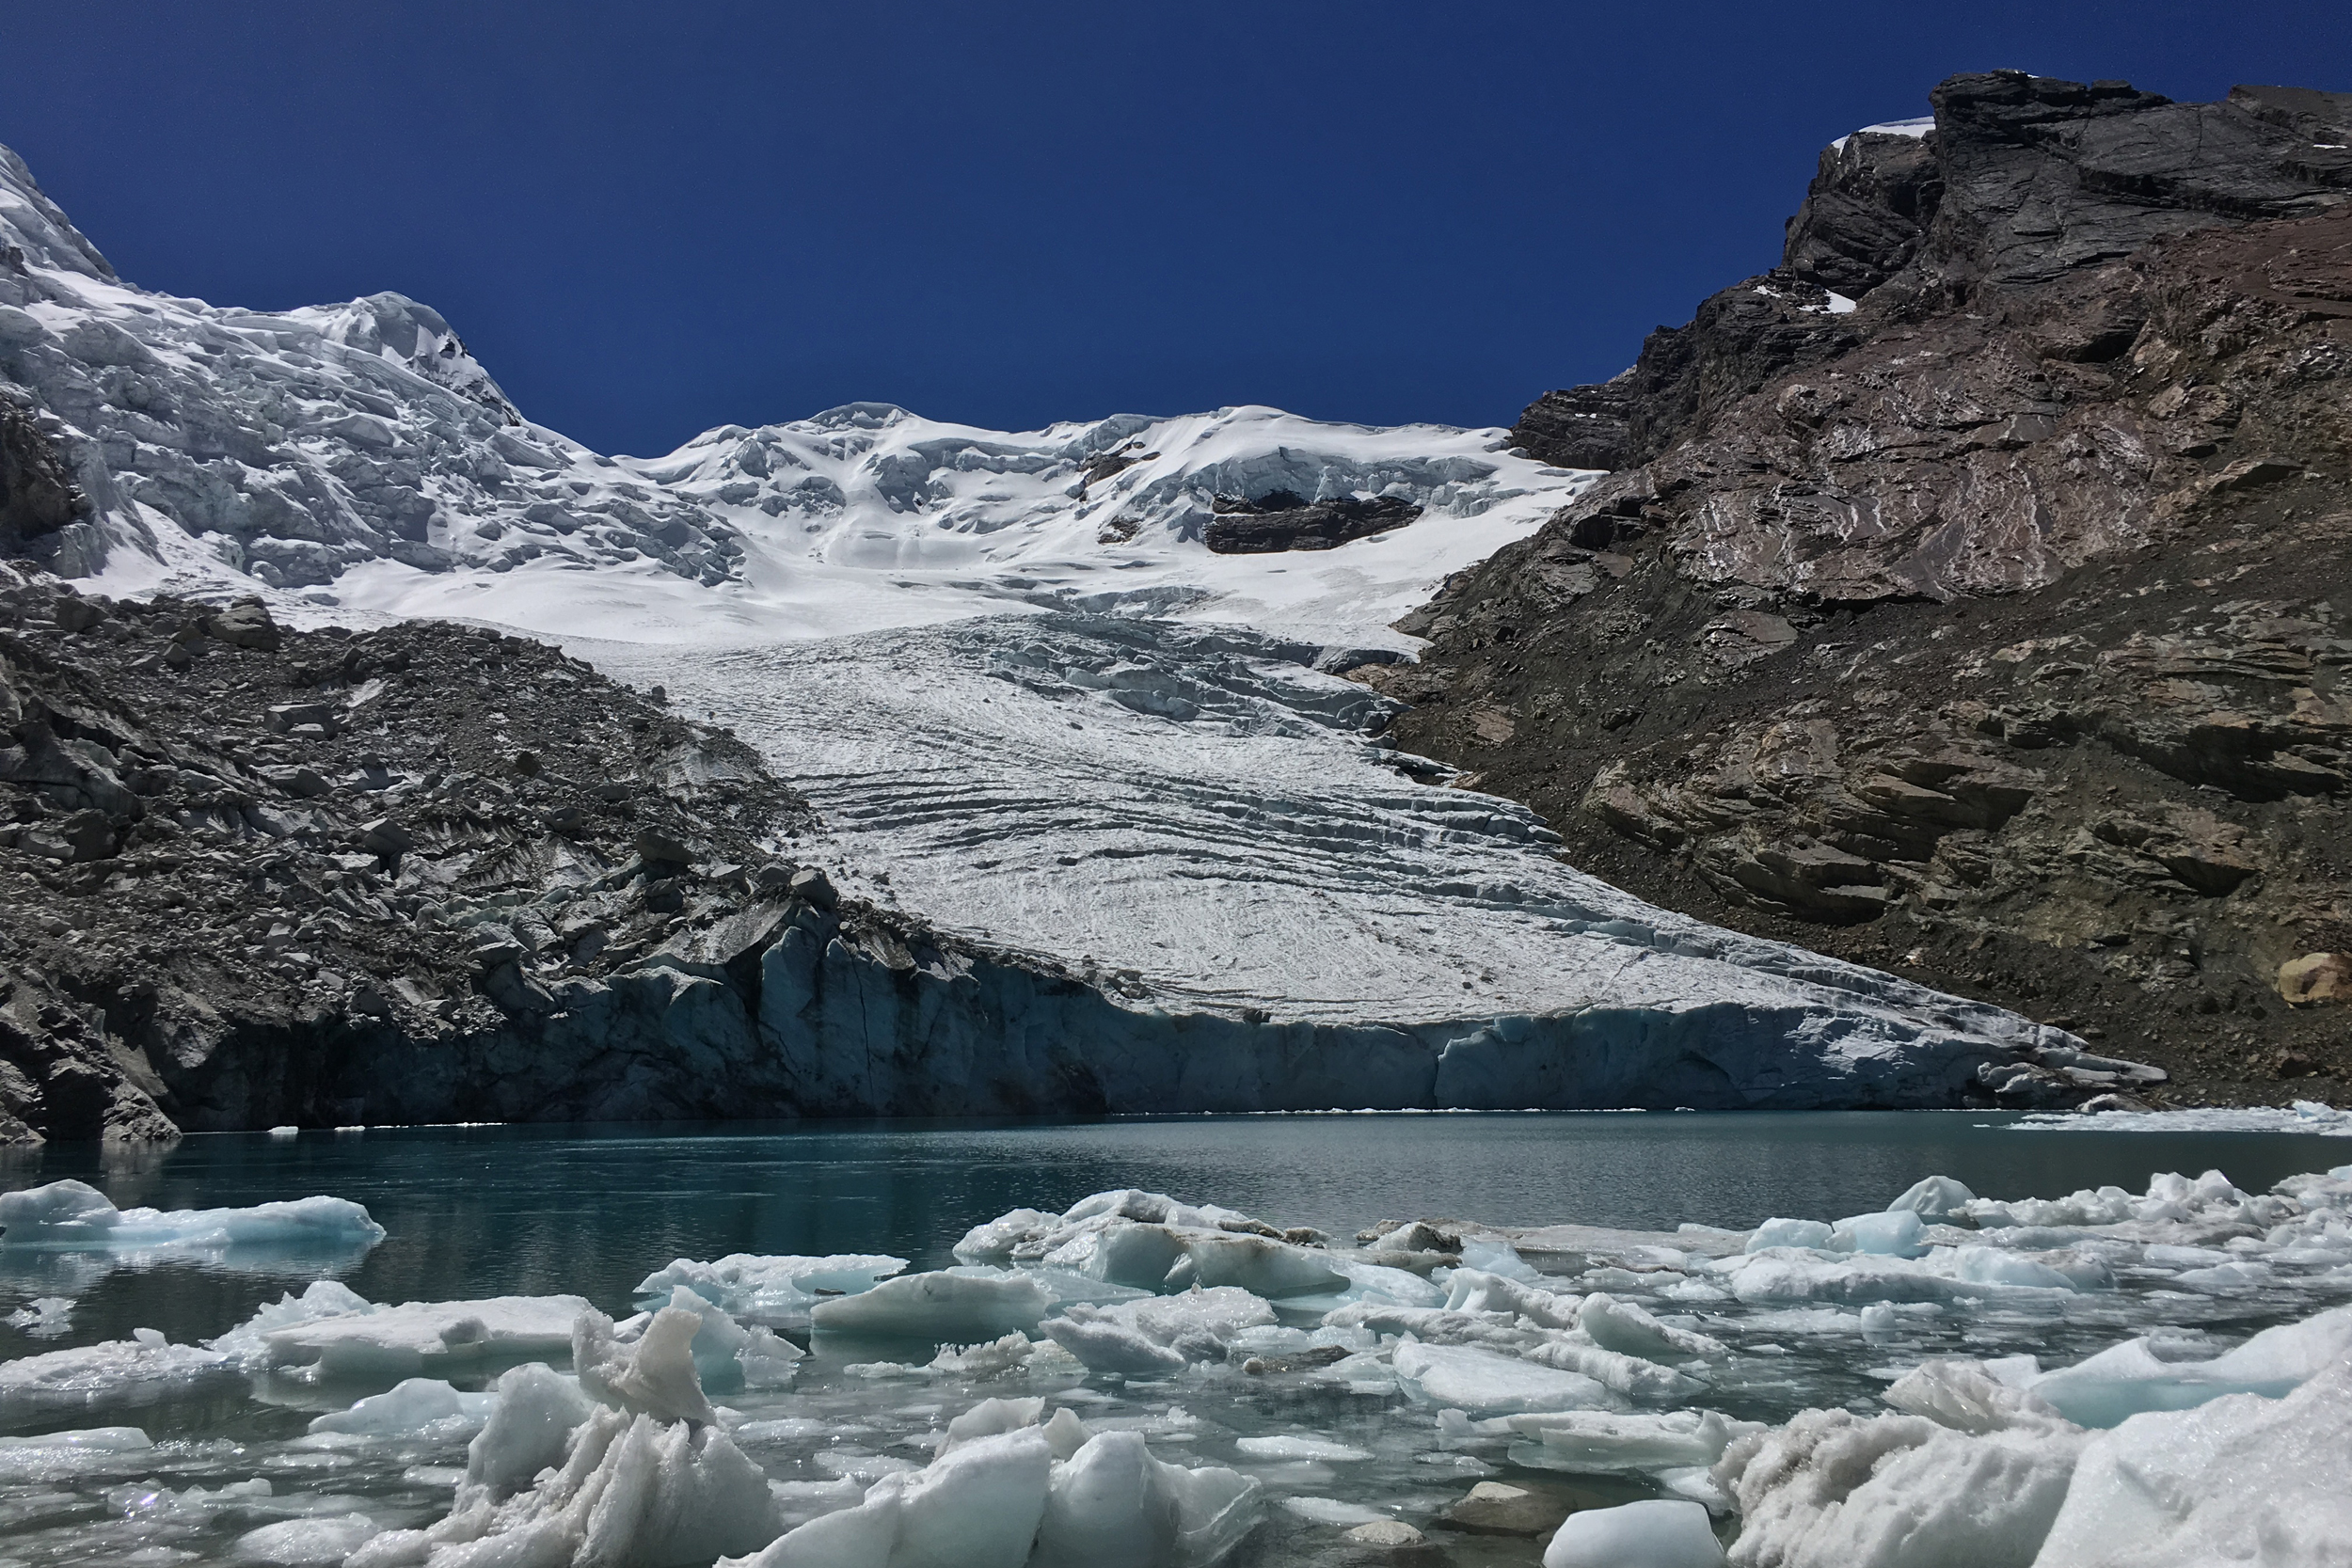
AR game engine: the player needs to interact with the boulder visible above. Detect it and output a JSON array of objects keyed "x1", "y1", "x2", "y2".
[{"x1": 205, "y1": 597, "x2": 281, "y2": 652}]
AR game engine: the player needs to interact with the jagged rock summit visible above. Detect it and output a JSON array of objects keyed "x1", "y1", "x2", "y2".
[{"x1": 1379, "y1": 71, "x2": 2352, "y2": 1105}]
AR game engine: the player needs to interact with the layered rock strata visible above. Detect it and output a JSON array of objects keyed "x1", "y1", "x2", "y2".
[{"x1": 1379, "y1": 73, "x2": 2352, "y2": 1103}]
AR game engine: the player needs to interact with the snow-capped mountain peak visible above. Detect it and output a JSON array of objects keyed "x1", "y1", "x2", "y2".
[{"x1": 0, "y1": 139, "x2": 1597, "y2": 651}]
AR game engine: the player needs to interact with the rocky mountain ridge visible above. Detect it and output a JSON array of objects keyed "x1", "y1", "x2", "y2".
[{"x1": 1372, "y1": 71, "x2": 2352, "y2": 1104}]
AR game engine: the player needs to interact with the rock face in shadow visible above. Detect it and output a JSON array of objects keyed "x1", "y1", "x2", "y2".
[
  {"x1": 0, "y1": 400, "x2": 84, "y2": 563},
  {"x1": 1380, "y1": 73, "x2": 2352, "y2": 1106},
  {"x1": 1203, "y1": 490, "x2": 1422, "y2": 554}
]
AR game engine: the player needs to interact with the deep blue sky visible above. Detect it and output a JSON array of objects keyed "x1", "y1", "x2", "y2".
[{"x1": 3, "y1": 4, "x2": 2344, "y2": 456}]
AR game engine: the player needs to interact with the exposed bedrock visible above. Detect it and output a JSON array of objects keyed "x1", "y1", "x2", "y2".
[
  {"x1": 1384, "y1": 72, "x2": 2352, "y2": 1105},
  {"x1": 1202, "y1": 490, "x2": 1422, "y2": 554}
]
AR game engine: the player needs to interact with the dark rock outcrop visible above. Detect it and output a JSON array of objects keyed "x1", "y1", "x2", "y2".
[
  {"x1": 1204, "y1": 490, "x2": 1422, "y2": 554},
  {"x1": 1379, "y1": 73, "x2": 2352, "y2": 1107},
  {"x1": 1509, "y1": 74, "x2": 2352, "y2": 476},
  {"x1": 0, "y1": 399, "x2": 85, "y2": 562}
]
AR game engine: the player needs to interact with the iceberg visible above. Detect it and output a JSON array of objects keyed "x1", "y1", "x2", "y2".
[
  {"x1": 2026, "y1": 1304, "x2": 2352, "y2": 1428},
  {"x1": 1508, "y1": 1409, "x2": 1762, "y2": 1479},
  {"x1": 1544, "y1": 1498, "x2": 1724, "y2": 1567},
  {"x1": 718, "y1": 1409, "x2": 1260, "y2": 1568},
  {"x1": 635, "y1": 1253, "x2": 908, "y2": 1329},
  {"x1": 810, "y1": 1270, "x2": 1055, "y2": 1342},
  {"x1": 345, "y1": 1305, "x2": 778, "y2": 1568},
  {"x1": 1039, "y1": 1287, "x2": 1277, "y2": 1375},
  {"x1": 260, "y1": 1294, "x2": 591, "y2": 1380},
  {"x1": 307, "y1": 1378, "x2": 499, "y2": 1439},
  {"x1": 0, "y1": 1180, "x2": 385, "y2": 1254},
  {"x1": 0, "y1": 1329, "x2": 231, "y2": 1411},
  {"x1": 2031, "y1": 1359, "x2": 2352, "y2": 1568},
  {"x1": 1392, "y1": 1340, "x2": 1621, "y2": 1416}
]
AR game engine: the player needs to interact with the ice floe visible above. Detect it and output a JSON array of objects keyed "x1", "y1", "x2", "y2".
[{"x1": 0, "y1": 1179, "x2": 385, "y2": 1254}]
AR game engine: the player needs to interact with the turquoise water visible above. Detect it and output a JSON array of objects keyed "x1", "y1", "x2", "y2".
[
  {"x1": 4, "y1": 1111, "x2": 2340, "y2": 1367},
  {"x1": 0, "y1": 1112, "x2": 2344, "y2": 1566}
]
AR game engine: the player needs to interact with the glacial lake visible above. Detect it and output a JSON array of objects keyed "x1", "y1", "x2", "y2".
[
  {"x1": 0, "y1": 1112, "x2": 2345, "y2": 1567},
  {"x1": 4, "y1": 1111, "x2": 2341, "y2": 1366}
]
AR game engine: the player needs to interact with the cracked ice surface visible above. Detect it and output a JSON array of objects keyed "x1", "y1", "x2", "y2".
[{"x1": 586, "y1": 612, "x2": 2093, "y2": 1107}]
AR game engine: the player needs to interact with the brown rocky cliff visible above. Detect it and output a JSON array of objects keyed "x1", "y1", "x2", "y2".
[{"x1": 1378, "y1": 73, "x2": 2352, "y2": 1107}]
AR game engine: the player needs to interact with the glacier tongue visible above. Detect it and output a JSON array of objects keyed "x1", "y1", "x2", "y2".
[{"x1": 582, "y1": 611, "x2": 2088, "y2": 1107}]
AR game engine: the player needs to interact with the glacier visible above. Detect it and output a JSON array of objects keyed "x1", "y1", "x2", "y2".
[{"x1": 0, "y1": 137, "x2": 2154, "y2": 1110}]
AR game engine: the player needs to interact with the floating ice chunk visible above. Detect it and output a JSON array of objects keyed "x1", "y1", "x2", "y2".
[
  {"x1": 459, "y1": 1362, "x2": 598, "y2": 1503},
  {"x1": 927, "y1": 1333, "x2": 1037, "y2": 1379},
  {"x1": 1725, "y1": 1245, "x2": 2079, "y2": 1307},
  {"x1": 2027, "y1": 1304, "x2": 2352, "y2": 1427},
  {"x1": 1458, "y1": 1236, "x2": 1542, "y2": 1283},
  {"x1": 262, "y1": 1293, "x2": 590, "y2": 1380},
  {"x1": 1234, "y1": 1433, "x2": 1373, "y2": 1462},
  {"x1": 0, "y1": 1332, "x2": 230, "y2": 1410},
  {"x1": 1939, "y1": 1246, "x2": 2081, "y2": 1291},
  {"x1": 1544, "y1": 1497, "x2": 1723, "y2": 1567},
  {"x1": 656, "y1": 1286, "x2": 803, "y2": 1389},
  {"x1": 0, "y1": 1424, "x2": 153, "y2": 1482},
  {"x1": 635, "y1": 1253, "x2": 907, "y2": 1327},
  {"x1": 1035, "y1": 1429, "x2": 1262, "y2": 1567},
  {"x1": 1280, "y1": 1496, "x2": 1388, "y2": 1526},
  {"x1": 5, "y1": 1294, "x2": 72, "y2": 1337},
  {"x1": 1506, "y1": 1408, "x2": 1761, "y2": 1477},
  {"x1": 0, "y1": 1179, "x2": 385, "y2": 1254},
  {"x1": 953, "y1": 1209, "x2": 1060, "y2": 1265},
  {"x1": 724, "y1": 1428, "x2": 1052, "y2": 1568},
  {"x1": 1885, "y1": 1176, "x2": 1977, "y2": 1224},
  {"x1": 1882, "y1": 1359, "x2": 2068, "y2": 1434},
  {"x1": 307, "y1": 1378, "x2": 499, "y2": 1439},
  {"x1": 268, "y1": 1125, "x2": 300, "y2": 1138},
  {"x1": 1392, "y1": 1340, "x2": 1618, "y2": 1416},
  {"x1": 1316, "y1": 1256, "x2": 1446, "y2": 1309},
  {"x1": 1715, "y1": 1405, "x2": 2082, "y2": 1568},
  {"x1": 577, "y1": 1306, "x2": 719, "y2": 1426},
  {"x1": 2031, "y1": 1358, "x2": 2352, "y2": 1568},
  {"x1": 1746, "y1": 1219, "x2": 1835, "y2": 1254},
  {"x1": 1041, "y1": 1286, "x2": 1276, "y2": 1376},
  {"x1": 1041, "y1": 1314, "x2": 1185, "y2": 1376},
  {"x1": 812, "y1": 1268, "x2": 1053, "y2": 1342},
  {"x1": 1578, "y1": 1294, "x2": 1724, "y2": 1362},
  {"x1": 943, "y1": 1396, "x2": 1048, "y2": 1452},
  {"x1": 1827, "y1": 1212, "x2": 1927, "y2": 1259},
  {"x1": 232, "y1": 1513, "x2": 380, "y2": 1564},
  {"x1": 1157, "y1": 1227, "x2": 1345, "y2": 1298},
  {"x1": 1522, "y1": 1338, "x2": 1705, "y2": 1402},
  {"x1": 383, "y1": 1404, "x2": 779, "y2": 1568},
  {"x1": 1443, "y1": 1269, "x2": 1582, "y2": 1329},
  {"x1": 211, "y1": 1279, "x2": 377, "y2": 1364},
  {"x1": 0, "y1": 1423, "x2": 151, "y2": 1453}
]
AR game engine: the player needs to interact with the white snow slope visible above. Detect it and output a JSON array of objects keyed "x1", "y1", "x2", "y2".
[{"x1": 0, "y1": 140, "x2": 2138, "y2": 1106}]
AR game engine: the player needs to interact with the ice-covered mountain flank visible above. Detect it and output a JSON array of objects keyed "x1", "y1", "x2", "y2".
[{"x1": 0, "y1": 127, "x2": 2159, "y2": 1136}]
